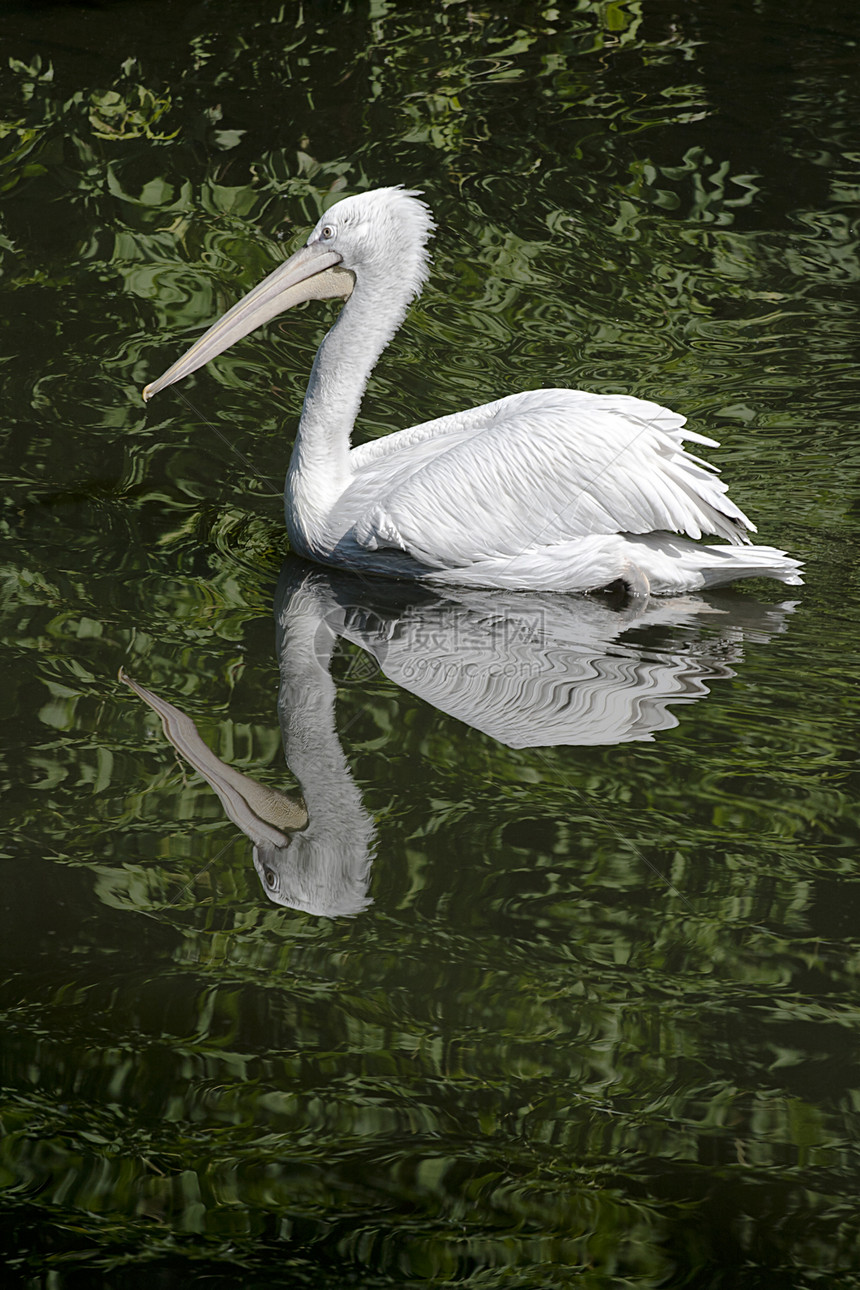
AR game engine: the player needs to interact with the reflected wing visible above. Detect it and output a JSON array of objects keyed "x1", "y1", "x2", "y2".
[
  {"x1": 330, "y1": 584, "x2": 797, "y2": 748},
  {"x1": 347, "y1": 390, "x2": 752, "y2": 568},
  {"x1": 334, "y1": 594, "x2": 729, "y2": 747}
]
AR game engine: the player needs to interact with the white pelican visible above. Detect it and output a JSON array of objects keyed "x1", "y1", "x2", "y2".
[{"x1": 144, "y1": 186, "x2": 802, "y2": 596}]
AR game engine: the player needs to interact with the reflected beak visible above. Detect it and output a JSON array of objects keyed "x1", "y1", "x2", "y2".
[{"x1": 143, "y1": 241, "x2": 355, "y2": 401}]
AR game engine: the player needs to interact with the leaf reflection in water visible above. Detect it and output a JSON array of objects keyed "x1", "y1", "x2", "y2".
[{"x1": 122, "y1": 559, "x2": 797, "y2": 918}]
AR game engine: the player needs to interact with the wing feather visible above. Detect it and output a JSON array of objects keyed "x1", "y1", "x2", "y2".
[
  {"x1": 346, "y1": 390, "x2": 750, "y2": 568},
  {"x1": 349, "y1": 398, "x2": 507, "y2": 470}
]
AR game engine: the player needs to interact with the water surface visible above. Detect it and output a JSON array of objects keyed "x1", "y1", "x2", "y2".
[{"x1": 2, "y1": 1, "x2": 860, "y2": 1285}]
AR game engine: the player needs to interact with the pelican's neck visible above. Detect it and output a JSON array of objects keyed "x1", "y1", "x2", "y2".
[
  {"x1": 277, "y1": 591, "x2": 361, "y2": 821},
  {"x1": 274, "y1": 582, "x2": 376, "y2": 915},
  {"x1": 285, "y1": 274, "x2": 414, "y2": 549}
]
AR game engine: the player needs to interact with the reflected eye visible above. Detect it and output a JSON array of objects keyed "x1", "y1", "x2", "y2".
[
  {"x1": 264, "y1": 867, "x2": 277, "y2": 889},
  {"x1": 320, "y1": 224, "x2": 335, "y2": 241}
]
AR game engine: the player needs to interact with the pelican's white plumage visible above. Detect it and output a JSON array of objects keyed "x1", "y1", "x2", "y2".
[{"x1": 144, "y1": 186, "x2": 802, "y2": 595}]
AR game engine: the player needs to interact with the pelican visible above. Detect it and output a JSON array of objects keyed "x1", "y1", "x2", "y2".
[{"x1": 144, "y1": 187, "x2": 802, "y2": 596}]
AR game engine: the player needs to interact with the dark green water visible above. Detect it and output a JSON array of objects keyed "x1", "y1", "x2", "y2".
[{"x1": 2, "y1": 1, "x2": 860, "y2": 1285}]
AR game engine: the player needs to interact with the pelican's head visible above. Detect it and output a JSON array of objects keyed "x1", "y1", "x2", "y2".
[
  {"x1": 306, "y1": 186, "x2": 434, "y2": 302},
  {"x1": 142, "y1": 186, "x2": 434, "y2": 401}
]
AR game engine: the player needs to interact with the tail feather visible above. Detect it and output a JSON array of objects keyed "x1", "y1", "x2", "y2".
[
  {"x1": 628, "y1": 534, "x2": 804, "y2": 594},
  {"x1": 697, "y1": 543, "x2": 803, "y2": 589}
]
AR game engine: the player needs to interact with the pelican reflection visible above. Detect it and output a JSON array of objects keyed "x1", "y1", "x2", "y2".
[{"x1": 122, "y1": 560, "x2": 797, "y2": 917}]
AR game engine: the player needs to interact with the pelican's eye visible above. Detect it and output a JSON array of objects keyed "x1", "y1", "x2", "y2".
[
  {"x1": 264, "y1": 867, "x2": 278, "y2": 889},
  {"x1": 320, "y1": 224, "x2": 335, "y2": 241}
]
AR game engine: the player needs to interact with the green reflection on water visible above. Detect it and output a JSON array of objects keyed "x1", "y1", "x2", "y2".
[{"x1": 2, "y1": 0, "x2": 860, "y2": 1284}]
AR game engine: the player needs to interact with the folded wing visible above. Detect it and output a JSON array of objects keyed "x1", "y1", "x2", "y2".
[{"x1": 347, "y1": 390, "x2": 752, "y2": 570}]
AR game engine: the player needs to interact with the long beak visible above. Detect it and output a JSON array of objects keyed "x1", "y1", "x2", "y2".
[
  {"x1": 119, "y1": 669, "x2": 308, "y2": 843},
  {"x1": 143, "y1": 242, "x2": 355, "y2": 401}
]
